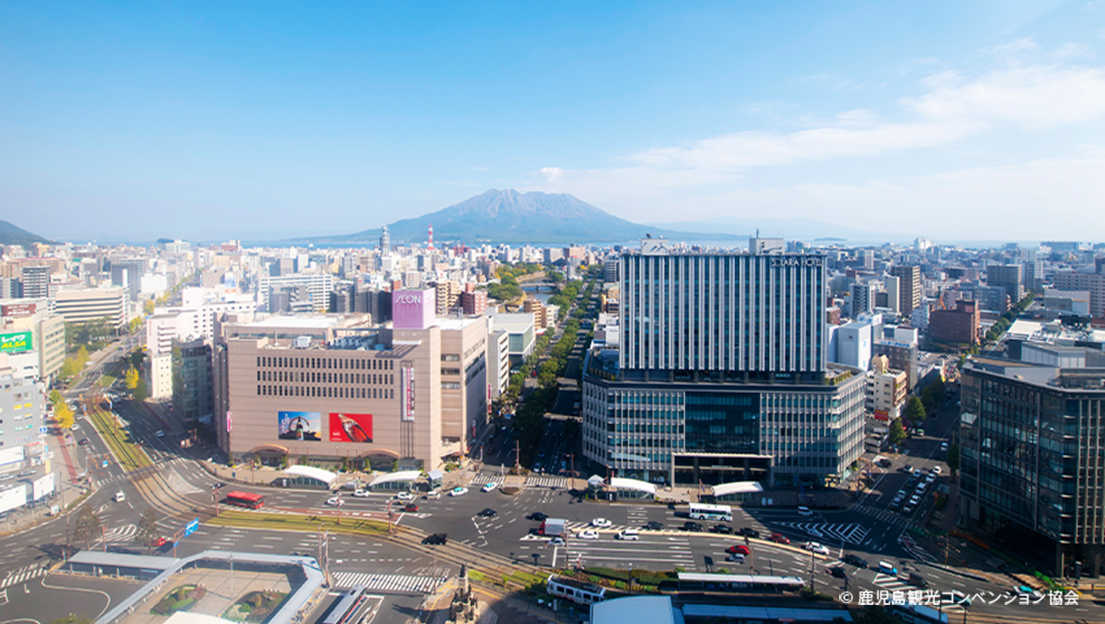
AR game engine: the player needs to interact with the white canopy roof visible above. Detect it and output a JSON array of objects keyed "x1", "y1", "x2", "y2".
[
  {"x1": 286, "y1": 465, "x2": 337, "y2": 485},
  {"x1": 609, "y1": 477, "x2": 657, "y2": 496},
  {"x1": 710, "y1": 481, "x2": 764, "y2": 497},
  {"x1": 369, "y1": 470, "x2": 422, "y2": 486}
]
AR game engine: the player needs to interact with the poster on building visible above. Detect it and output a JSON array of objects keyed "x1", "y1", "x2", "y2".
[
  {"x1": 401, "y1": 364, "x2": 415, "y2": 422},
  {"x1": 329, "y1": 413, "x2": 373, "y2": 443},
  {"x1": 0, "y1": 484, "x2": 27, "y2": 515},
  {"x1": 0, "y1": 446, "x2": 24, "y2": 467},
  {"x1": 32, "y1": 473, "x2": 55, "y2": 501},
  {"x1": 0, "y1": 331, "x2": 32, "y2": 354},
  {"x1": 1, "y1": 302, "x2": 37, "y2": 317},
  {"x1": 278, "y1": 411, "x2": 321, "y2": 441}
]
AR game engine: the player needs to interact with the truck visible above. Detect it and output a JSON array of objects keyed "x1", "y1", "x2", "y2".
[{"x1": 540, "y1": 518, "x2": 566, "y2": 537}]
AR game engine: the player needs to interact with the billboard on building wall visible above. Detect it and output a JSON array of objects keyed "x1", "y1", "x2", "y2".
[
  {"x1": 278, "y1": 411, "x2": 321, "y2": 441},
  {"x1": 0, "y1": 446, "x2": 24, "y2": 467},
  {"x1": 329, "y1": 413, "x2": 373, "y2": 443},
  {"x1": 401, "y1": 364, "x2": 415, "y2": 422},
  {"x1": 1, "y1": 302, "x2": 37, "y2": 317},
  {"x1": 0, "y1": 331, "x2": 32, "y2": 354}
]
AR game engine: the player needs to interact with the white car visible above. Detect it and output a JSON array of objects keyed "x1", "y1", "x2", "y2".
[
  {"x1": 803, "y1": 542, "x2": 830, "y2": 556},
  {"x1": 326, "y1": 496, "x2": 343, "y2": 506},
  {"x1": 577, "y1": 529, "x2": 600, "y2": 540},
  {"x1": 932, "y1": 466, "x2": 942, "y2": 474},
  {"x1": 807, "y1": 527, "x2": 825, "y2": 538},
  {"x1": 426, "y1": 490, "x2": 441, "y2": 500},
  {"x1": 615, "y1": 529, "x2": 640, "y2": 541},
  {"x1": 449, "y1": 487, "x2": 469, "y2": 497},
  {"x1": 548, "y1": 537, "x2": 565, "y2": 546},
  {"x1": 481, "y1": 482, "x2": 498, "y2": 493},
  {"x1": 591, "y1": 518, "x2": 612, "y2": 528},
  {"x1": 396, "y1": 491, "x2": 415, "y2": 501},
  {"x1": 352, "y1": 489, "x2": 370, "y2": 498},
  {"x1": 155, "y1": 430, "x2": 165, "y2": 438}
]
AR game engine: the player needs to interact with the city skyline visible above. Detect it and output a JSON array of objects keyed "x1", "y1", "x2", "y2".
[{"x1": 3, "y1": 3, "x2": 1105, "y2": 242}]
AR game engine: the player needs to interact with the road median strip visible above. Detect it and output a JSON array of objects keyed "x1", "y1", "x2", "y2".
[
  {"x1": 206, "y1": 509, "x2": 390, "y2": 536},
  {"x1": 87, "y1": 407, "x2": 153, "y2": 472}
]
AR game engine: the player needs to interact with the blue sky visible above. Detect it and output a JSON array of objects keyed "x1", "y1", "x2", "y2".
[{"x1": 2, "y1": 1, "x2": 1104, "y2": 243}]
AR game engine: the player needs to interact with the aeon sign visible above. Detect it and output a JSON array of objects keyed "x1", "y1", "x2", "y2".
[{"x1": 393, "y1": 288, "x2": 435, "y2": 330}]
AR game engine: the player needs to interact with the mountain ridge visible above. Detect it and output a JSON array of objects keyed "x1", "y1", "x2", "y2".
[{"x1": 0, "y1": 220, "x2": 49, "y2": 246}]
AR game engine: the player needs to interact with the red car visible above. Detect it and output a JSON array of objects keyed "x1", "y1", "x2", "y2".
[
  {"x1": 151, "y1": 537, "x2": 169, "y2": 547},
  {"x1": 403, "y1": 503, "x2": 420, "y2": 512},
  {"x1": 769, "y1": 532, "x2": 791, "y2": 545},
  {"x1": 726, "y1": 544, "x2": 751, "y2": 555}
]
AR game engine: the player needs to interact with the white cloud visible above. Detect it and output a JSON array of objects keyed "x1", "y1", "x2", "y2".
[{"x1": 539, "y1": 167, "x2": 563, "y2": 183}]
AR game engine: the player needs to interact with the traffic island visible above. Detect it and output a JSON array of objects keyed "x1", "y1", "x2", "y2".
[{"x1": 205, "y1": 509, "x2": 390, "y2": 537}]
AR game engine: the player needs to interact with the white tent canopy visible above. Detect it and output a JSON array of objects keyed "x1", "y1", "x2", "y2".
[
  {"x1": 710, "y1": 481, "x2": 764, "y2": 497},
  {"x1": 285, "y1": 465, "x2": 337, "y2": 485},
  {"x1": 609, "y1": 477, "x2": 657, "y2": 496},
  {"x1": 369, "y1": 470, "x2": 422, "y2": 487}
]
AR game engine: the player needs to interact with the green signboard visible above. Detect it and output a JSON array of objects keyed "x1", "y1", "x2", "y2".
[{"x1": 0, "y1": 331, "x2": 32, "y2": 354}]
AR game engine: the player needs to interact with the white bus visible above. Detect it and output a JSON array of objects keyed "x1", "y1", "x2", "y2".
[
  {"x1": 546, "y1": 575, "x2": 606, "y2": 605},
  {"x1": 689, "y1": 502, "x2": 733, "y2": 522}
]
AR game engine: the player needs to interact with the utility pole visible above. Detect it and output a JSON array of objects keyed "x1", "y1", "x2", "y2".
[
  {"x1": 809, "y1": 548, "x2": 815, "y2": 592},
  {"x1": 514, "y1": 439, "x2": 520, "y2": 471}
]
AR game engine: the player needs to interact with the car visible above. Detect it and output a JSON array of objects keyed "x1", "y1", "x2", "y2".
[
  {"x1": 477, "y1": 508, "x2": 497, "y2": 517},
  {"x1": 481, "y1": 482, "x2": 499, "y2": 493},
  {"x1": 726, "y1": 544, "x2": 751, "y2": 555},
  {"x1": 396, "y1": 491, "x2": 415, "y2": 501},
  {"x1": 548, "y1": 537, "x2": 565, "y2": 546},
  {"x1": 70, "y1": 424, "x2": 79, "y2": 431},
  {"x1": 78, "y1": 438, "x2": 89, "y2": 446},
  {"x1": 902, "y1": 464, "x2": 914, "y2": 473},
  {"x1": 591, "y1": 518, "x2": 612, "y2": 528},
  {"x1": 449, "y1": 487, "x2": 468, "y2": 497},
  {"x1": 681, "y1": 521, "x2": 703, "y2": 532},
  {"x1": 878, "y1": 561, "x2": 898, "y2": 575},
  {"x1": 403, "y1": 503, "x2": 420, "y2": 512},
  {"x1": 114, "y1": 491, "x2": 126, "y2": 502},
  {"x1": 326, "y1": 496, "x2": 343, "y2": 506},
  {"x1": 841, "y1": 554, "x2": 869, "y2": 568},
  {"x1": 916, "y1": 482, "x2": 928, "y2": 493},
  {"x1": 1011, "y1": 585, "x2": 1043, "y2": 600},
  {"x1": 576, "y1": 529, "x2": 599, "y2": 540},
  {"x1": 909, "y1": 573, "x2": 929, "y2": 588},
  {"x1": 807, "y1": 527, "x2": 825, "y2": 538},
  {"x1": 212, "y1": 482, "x2": 226, "y2": 490},
  {"x1": 902, "y1": 505, "x2": 914, "y2": 514},
  {"x1": 916, "y1": 428, "x2": 925, "y2": 437},
  {"x1": 888, "y1": 500, "x2": 901, "y2": 512},
  {"x1": 155, "y1": 430, "x2": 165, "y2": 438},
  {"x1": 797, "y1": 506, "x2": 813, "y2": 516},
  {"x1": 941, "y1": 590, "x2": 973, "y2": 608},
  {"x1": 932, "y1": 466, "x2": 942, "y2": 474},
  {"x1": 803, "y1": 542, "x2": 830, "y2": 556},
  {"x1": 527, "y1": 512, "x2": 548, "y2": 522},
  {"x1": 425, "y1": 490, "x2": 441, "y2": 500},
  {"x1": 725, "y1": 553, "x2": 746, "y2": 563},
  {"x1": 769, "y1": 533, "x2": 790, "y2": 545},
  {"x1": 644, "y1": 521, "x2": 664, "y2": 531},
  {"x1": 738, "y1": 527, "x2": 760, "y2": 539},
  {"x1": 422, "y1": 533, "x2": 447, "y2": 545},
  {"x1": 151, "y1": 536, "x2": 169, "y2": 547},
  {"x1": 615, "y1": 529, "x2": 640, "y2": 540},
  {"x1": 940, "y1": 442, "x2": 949, "y2": 452},
  {"x1": 877, "y1": 458, "x2": 892, "y2": 468},
  {"x1": 710, "y1": 524, "x2": 733, "y2": 534},
  {"x1": 829, "y1": 566, "x2": 848, "y2": 579},
  {"x1": 925, "y1": 472, "x2": 937, "y2": 483},
  {"x1": 353, "y1": 489, "x2": 370, "y2": 497},
  {"x1": 17, "y1": 470, "x2": 35, "y2": 478}
]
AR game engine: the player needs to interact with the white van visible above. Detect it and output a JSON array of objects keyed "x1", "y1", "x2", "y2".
[
  {"x1": 615, "y1": 528, "x2": 640, "y2": 541},
  {"x1": 797, "y1": 506, "x2": 813, "y2": 516},
  {"x1": 114, "y1": 491, "x2": 126, "y2": 502}
]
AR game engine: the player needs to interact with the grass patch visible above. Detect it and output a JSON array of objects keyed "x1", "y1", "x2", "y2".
[
  {"x1": 151, "y1": 584, "x2": 205, "y2": 616},
  {"x1": 222, "y1": 590, "x2": 286, "y2": 623},
  {"x1": 97, "y1": 374, "x2": 117, "y2": 387},
  {"x1": 87, "y1": 408, "x2": 152, "y2": 472},
  {"x1": 207, "y1": 509, "x2": 390, "y2": 536}
]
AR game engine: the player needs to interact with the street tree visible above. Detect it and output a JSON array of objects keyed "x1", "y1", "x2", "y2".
[
  {"x1": 71, "y1": 505, "x2": 101, "y2": 549},
  {"x1": 135, "y1": 509, "x2": 160, "y2": 554},
  {"x1": 134, "y1": 378, "x2": 149, "y2": 403},
  {"x1": 946, "y1": 442, "x2": 960, "y2": 476},
  {"x1": 49, "y1": 389, "x2": 64, "y2": 407},
  {"x1": 904, "y1": 396, "x2": 926, "y2": 424},
  {"x1": 55, "y1": 402, "x2": 76, "y2": 431},
  {"x1": 889, "y1": 418, "x2": 907, "y2": 446},
  {"x1": 125, "y1": 367, "x2": 140, "y2": 390},
  {"x1": 52, "y1": 616, "x2": 92, "y2": 624}
]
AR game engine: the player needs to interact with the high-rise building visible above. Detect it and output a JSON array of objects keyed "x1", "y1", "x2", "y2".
[
  {"x1": 172, "y1": 337, "x2": 213, "y2": 425},
  {"x1": 582, "y1": 241, "x2": 865, "y2": 488},
  {"x1": 960, "y1": 357, "x2": 1105, "y2": 578},
  {"x1": 928, "y1": 300, "x2": 979, "y2": 346},
  {"x1": 889, "y1": 265, "x2": 921, "y2": 314},
  {"x1": 988, "y1": 264, "x2": 1024, "y2": 304},
  {"x1": 52, "y1": 287, "x2": 129, "y2": 328},
  {"x1": 19, "y1": 266, "x2": 50, "y2": 299},
  {"x1": 1054, "y1": 272, "x2": 1105, "y2": 318}
]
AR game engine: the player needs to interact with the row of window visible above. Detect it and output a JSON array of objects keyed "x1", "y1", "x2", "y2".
[
  {"x1": 258, "y1": 370, "x2": 393, "y2": 385},
  {"x1": 256, "y1": 385, "x2": 395, "y2": 400},
  {"x1": 257, "y1": 355, "x2": 394, "y2": 371}
]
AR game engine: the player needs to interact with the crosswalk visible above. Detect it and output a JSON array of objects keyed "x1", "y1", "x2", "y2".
[
  {"x1": 331, "y1": 571, "x2": 443, "y2": 594},
  {"x1": 853, "y1": 503, "x2": 921, "y2": 529},
  {"x1": 777, "y1": 522, "x2": 869, "y2": 545},
  {"x1": 165, "y1": 468, "x2": 204, "y2": 495},
  {"x1": 872, "y1": 572, "x2": 964, "y2": 613},
  {"x1": 1, "y1": 563, "x2": 48, "y2": 589},
  {"x1": 104, "y1": 523, "x2": 138, "y2": 543},
  {"x1": 468, "y1": 471, "x2": 568, "y2": 489}
]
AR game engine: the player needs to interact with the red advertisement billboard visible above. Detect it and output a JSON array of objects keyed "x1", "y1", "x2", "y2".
[{"x1": 329, "y1": 413, "x2": 373, "y2": 443}]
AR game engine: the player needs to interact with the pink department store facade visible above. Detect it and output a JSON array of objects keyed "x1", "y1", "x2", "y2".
[{"x1": 213, "y1": 289, "x2": 489, "y2": 472}]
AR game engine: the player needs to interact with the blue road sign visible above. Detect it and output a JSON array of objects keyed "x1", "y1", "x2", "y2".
[
  {"x1": 183, "y1": 518, "x2": 199, "y2": 538},
  {"x1": 102, "y1": 460, "x2": 108, "y2": 468},
  {"x1": 39, "y1": 426, "x2": 47, "y2": 433}
]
